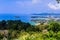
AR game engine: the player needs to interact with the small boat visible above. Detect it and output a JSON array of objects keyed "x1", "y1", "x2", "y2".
[{"x1": 14, "y1": 16, "x2": 20, "y2": 18}]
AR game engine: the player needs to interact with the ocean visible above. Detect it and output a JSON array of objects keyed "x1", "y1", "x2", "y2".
[
  {"x1": 0, "y1": 13, "x2": 60, "y2": 25},
  {"x1": 0, "y1": 14, "x2": 31, "y2": 22}
]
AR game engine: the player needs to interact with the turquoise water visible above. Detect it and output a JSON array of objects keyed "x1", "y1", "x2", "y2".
[
  {"x1": 0, "y1": 14, "x2": 30, "y2": 22},
  {"x1": 0, "y1": 13, "x2": 60, "y2": 25}
]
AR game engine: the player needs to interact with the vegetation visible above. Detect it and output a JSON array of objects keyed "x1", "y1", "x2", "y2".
[{"x1": 0, "y1": 20, "x2": 60, "y2": 40}]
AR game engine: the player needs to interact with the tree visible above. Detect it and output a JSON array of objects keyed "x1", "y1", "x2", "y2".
[
  {"x1": 56, "y1": 0, "x2": 60, "y2": 3},
  {"x1": 0, "y1": 20, "x2": 6, "y2": 29},
  {"x1": 48, "y1": 22, "x2": 60, "y2": 32}
]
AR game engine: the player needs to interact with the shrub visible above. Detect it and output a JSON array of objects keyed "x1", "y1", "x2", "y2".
[{"x1": 48, "y1": 22, "x2": 60, "y2": 32}]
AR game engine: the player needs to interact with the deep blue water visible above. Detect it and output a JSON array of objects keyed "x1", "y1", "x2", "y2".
[
  {"x1": 0, "y1": 13, "x2": 60, "y2": 25},
  {"x1": 0, "y1": 14, "x2": 31, "y2": 23}
]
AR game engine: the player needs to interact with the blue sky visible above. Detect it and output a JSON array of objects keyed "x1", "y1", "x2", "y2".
[
  {"x1": 0, "y1": 0, "x2": 60, "y2": 23},
  {"x1": 0, "y1": 0, "x2": 60, "y2": 14}
]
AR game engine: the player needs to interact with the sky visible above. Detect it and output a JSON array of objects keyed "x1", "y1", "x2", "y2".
[
  {"x1": 0, "y1": 0, "x2": 60, "y2": 14},
  {"x1": 0, "y1": 0, "x2": 60, "y2": 23}
]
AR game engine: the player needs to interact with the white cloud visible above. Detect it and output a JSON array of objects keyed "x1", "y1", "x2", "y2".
[
  {"x1": 32, "y1": 0, "x2": 41, "y2": 4},
  {"x1": 16, "y1": 1, "x2": 33, "y2": 7},
  {"x1": 48, "y1": 3, "x2": 60, "y2": 10},
  {"x1": 16, "y1": 0, "x2": 41, "y2": 7},
  {"x1": 32, "y1": 0, "x2": 38, "y2": 4}
]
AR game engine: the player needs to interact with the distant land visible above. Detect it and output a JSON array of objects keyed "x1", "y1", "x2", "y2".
[
  {"x1": 32, "y1": 13, "x2": 60, "y2": 15},
  {"x1": 0, "y1": 13, "x2": 60, "y2": 23}
]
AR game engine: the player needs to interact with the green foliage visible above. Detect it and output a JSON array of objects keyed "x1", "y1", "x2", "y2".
[
  {"x1": 48, "y1": 22, "x2": 60, "y2": 32},
  {"x1": 56, "y1": 31, "x2": 60, "y2": 40},
  {"x1": 0, "y1": 20, "x2": 60, "y2": 40}
]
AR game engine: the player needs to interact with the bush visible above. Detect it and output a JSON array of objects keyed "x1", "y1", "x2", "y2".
[{"x1": 48, "y1": 22, "x2": 60, "y2": 32}]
